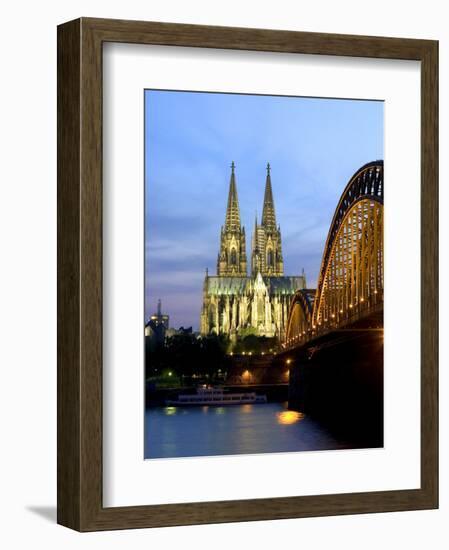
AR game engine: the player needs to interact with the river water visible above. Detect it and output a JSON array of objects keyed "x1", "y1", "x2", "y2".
[{"x1": 145, "y1": 401, "x2": 352, "y2": 459}]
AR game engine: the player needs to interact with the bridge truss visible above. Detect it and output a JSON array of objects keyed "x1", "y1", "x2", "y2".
[{"x1": 285, "y1": 160, "x2": 384, "y2": 348}]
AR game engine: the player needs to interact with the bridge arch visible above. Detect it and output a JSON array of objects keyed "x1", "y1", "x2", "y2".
[
  {"x1": 312, "y1": 160, "x2": 383, "y2": 329},
  {"x1": 284, "y1": 160, "x2": 383, "y2": 348},
  {"x1": 285, "y1": 289, "x2": 315, "y2": 346}
]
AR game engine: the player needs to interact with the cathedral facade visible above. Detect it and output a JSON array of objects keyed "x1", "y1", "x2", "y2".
[{"x1": 200, "y1": 162, "x2": 306, "y2": 340}]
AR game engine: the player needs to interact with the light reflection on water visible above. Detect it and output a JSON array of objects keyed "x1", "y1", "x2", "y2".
[
  {"x1": 145, "y1": 401, "x2": 350, "y2": 459},
  {"x1": 276, "y1": 410, "x2": 305, "y2": 425}
]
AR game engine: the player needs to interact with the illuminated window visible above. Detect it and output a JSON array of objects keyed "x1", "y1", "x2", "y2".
[{"x1": 230, "y1": 248, "x2": 237, "y2": 265}]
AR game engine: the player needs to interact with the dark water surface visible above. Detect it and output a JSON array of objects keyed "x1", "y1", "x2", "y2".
[{"x1": 145, "y1": 401, "x2": 353, "y2": 459}]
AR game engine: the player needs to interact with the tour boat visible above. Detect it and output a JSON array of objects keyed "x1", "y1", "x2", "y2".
[{"x1": 165, "y1": 386, "x2": 267, "y2": 406}]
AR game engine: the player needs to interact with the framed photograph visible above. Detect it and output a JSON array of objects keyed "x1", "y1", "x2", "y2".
[{"x1": 57, "y1": 17, "x2": 438, "y2": 531}]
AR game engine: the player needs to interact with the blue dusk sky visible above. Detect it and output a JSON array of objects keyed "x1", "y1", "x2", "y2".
[{"x1": 145, "y1": 90, "x2": 383, "y2": 330}]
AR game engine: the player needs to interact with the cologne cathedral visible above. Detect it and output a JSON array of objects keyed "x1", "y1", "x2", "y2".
[{"x1": 200, "y1": 162, "x2": 306, "y2": 340}]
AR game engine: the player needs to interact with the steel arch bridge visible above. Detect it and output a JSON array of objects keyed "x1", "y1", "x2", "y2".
[{"x1": 284, "y1": 160, "x2": 383, "y2": 349}]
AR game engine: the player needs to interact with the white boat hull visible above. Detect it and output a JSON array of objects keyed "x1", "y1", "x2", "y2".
[
  {"x1": 165, "y1": 388, "x2": 267, "y2": 406},
  {"x1": 166, "y1": 397, "x2": 267, "y2": 406}
]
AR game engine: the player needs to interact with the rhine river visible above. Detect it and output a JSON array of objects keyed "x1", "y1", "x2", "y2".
[{"x1": 145, "y1": 402, "x2": 353, "y2": 459}]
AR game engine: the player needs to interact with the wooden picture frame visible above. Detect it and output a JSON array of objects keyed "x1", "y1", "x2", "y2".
[{"x1": 57, "y1": 17, "x2": 438, "y2": 531}]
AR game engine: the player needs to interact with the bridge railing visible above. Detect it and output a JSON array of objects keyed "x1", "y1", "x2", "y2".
[{"x1": 283, "y1": 300, "x2": 383, "y2": 350}]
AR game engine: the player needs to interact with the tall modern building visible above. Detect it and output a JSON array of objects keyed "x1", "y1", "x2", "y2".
[{"x1": 200, "y1": 163, "x2": 306, "y2": 340}]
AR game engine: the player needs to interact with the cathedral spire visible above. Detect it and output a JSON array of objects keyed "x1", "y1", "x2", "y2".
[
  {"x1": 224, "y1": 161, "x2": 241, "y2": 229},
  {"x1": 217, "y1": 162, "x2": 247, "y2": 277},
  {"x1": 251, "y1": 163, "x2": 284, "y2": 276},
  {"x1": 254, "y1": 210, "x2": 258, "y2": 236},
  {"x1": 261, "y1": 162, "x2": 277, "y2": 228}
]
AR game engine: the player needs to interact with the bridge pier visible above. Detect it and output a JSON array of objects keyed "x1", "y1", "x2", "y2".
[{"x1": 287, "y1": 329, "x2": 383, "y2": 448}]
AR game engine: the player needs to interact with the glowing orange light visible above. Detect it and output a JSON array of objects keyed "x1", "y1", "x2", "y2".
[{"x1": 276, "y1": 410, "x2": 305, "y2": 425}]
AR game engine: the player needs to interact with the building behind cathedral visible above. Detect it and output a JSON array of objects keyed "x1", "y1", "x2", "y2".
[{"x1": 200, "y1": 162, "x2": 306, "y2": 341}]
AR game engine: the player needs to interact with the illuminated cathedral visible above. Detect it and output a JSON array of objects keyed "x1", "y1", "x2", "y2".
[{"x1": 200, "y1": 162, "x2": 306, "y2": 340}]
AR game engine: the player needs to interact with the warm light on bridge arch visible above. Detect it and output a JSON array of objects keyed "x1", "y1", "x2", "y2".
[{"x1": 285, "y1": 160, "x2": 384, "y2": 348}]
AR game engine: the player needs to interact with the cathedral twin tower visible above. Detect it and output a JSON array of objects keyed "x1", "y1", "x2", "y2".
[
  {"x1": 200, "y1": 162, "x2": 306, "y2": 340},
  {"x1": 217, "y1": 161, "x2": 284, "y2": 279}
]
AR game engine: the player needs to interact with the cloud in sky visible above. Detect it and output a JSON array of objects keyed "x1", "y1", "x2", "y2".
[{"x1": 145, "y1": 90, "x2": 383, "y2": 329}]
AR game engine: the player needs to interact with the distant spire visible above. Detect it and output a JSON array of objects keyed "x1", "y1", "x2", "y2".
[
  {"x1": 253, "y1": 210, "x2": 258, "y2": 250},
  {"x1": 224, "y1": 161, "x2": 241, "y2": 229},
  {"x1": 261, "y1": 162, "x2": 276, "y2": 228},
  {"x1": 157, "y1": 299, "x2": 162, "y2": 316},
  {"x1": 203, "y1": 268, "x2": 209, "y2": 291}
]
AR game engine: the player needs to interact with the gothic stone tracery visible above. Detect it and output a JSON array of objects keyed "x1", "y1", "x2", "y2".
[{"x1": 201, "y1": 163, "x2": 306, "y2": 340}]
